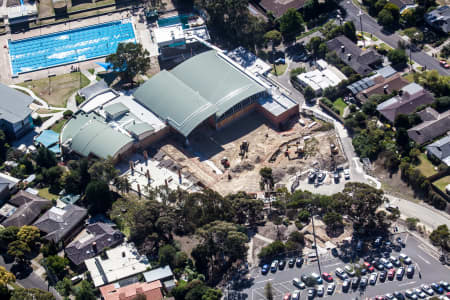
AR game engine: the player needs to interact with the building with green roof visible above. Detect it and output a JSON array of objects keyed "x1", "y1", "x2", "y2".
[{"x1": 134, "y1": 50, "x2": 268, "y2": 138}]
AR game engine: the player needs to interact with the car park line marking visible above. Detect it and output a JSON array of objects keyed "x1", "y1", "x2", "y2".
[
  {"x1": 417, "y1": 254, "x2": 431, "y2": 264},
  {"x1": 254, "y1": 278, "x2": 273, "y2": 284},
  {"x1": 323, "y1": 262, "x2": 341, "y2": 268},
  {"x1": 398, "y1": 281, "x2": 416, "y2": 287},
  {"x1": 404, "y1": 233, "x2": 409, "y2": 244}
]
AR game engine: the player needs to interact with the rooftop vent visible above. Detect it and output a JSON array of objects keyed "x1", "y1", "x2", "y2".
[{"x1": 341, "y1": 45, "x2": 345, "y2": 52}]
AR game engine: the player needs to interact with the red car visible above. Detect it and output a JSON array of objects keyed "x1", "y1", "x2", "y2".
[
  {"x1": 388, "y1": 268, "x2": 395, "y2": 280},
  {"x1": 363, "y1": 262, "x2": 374, "y2": 272},
  {"x1": 322, "y1": 272, "x2": 333, "y2": 282},
  {"x1": 375, "y1": 296, "x2": 385, "y2": 300},
  {"x1": 440, "y1": 60, "x2": 450, "y2": 69},
  {"x1": 283, "y1": 293, "x2": 291, "y2": 300}
]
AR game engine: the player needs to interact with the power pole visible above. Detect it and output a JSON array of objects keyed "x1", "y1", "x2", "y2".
[
  {"x1": 310, "y1": 206, "x2": 322, "y2": 274},
  {"x1": 359, "y1": 10, "x2": 365, "y2": 48}
]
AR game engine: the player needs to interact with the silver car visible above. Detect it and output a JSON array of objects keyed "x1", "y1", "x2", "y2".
[{"x1": 369, "y1": 272, "x2": 378, "y2": 285}]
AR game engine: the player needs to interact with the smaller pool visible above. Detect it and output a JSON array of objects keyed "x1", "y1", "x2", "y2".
[{"x1": 158, "y1": 14, "x2": 193, "y2": 29}]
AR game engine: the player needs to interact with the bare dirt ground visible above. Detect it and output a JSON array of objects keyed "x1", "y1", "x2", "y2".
[
  {"x1": 174, "y1": 234, "x2": 200, "y2": 258},
  {"x1": 157, "y1": 112, "x2": 346, "y2": 195},
  {"x1": 372, "y1": 159, "x2": 419, "y2": 202}
]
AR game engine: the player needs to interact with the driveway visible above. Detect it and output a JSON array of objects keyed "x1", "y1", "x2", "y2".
[
  {"x1": 0, "y1": 256, "x2": 62, "y2": 299},
  {"x1": 340, "y1": 0, "x2": 450, "y2": 76}
]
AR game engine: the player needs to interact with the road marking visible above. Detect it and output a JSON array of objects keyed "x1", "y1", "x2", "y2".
[
  {"x1": 254, "y1": 278, "x2": 273, "y2": 284},
  {"x1": 404, "y1": 233, "x2": 409, "y2": 244},
  {"x1": 323, "y1": 262, "x2": 342, "y2": 268},
  {"x1": 399, "y1": 281, "x2": 416, "y2": 287},
  {"x1": 417, "y1": 254, "x2": 430, "y2": 264}
]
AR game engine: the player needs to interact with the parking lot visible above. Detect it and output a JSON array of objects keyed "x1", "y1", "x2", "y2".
[{"x1": 236, "y1": 233, "x2": 450, "y2": 300}]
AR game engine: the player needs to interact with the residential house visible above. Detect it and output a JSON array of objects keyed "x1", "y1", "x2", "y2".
[
  {"x1": 389, "y1": 0, "x2": 416, "y2": 13},
  {"x1": 1, "y1": 191, "x2": 51, "y2": 227},
  {"x1": 99, "y1": 280, "x2": 163, "y2": 300},
  {"x1": 0, "y1": 172, "x2": 20, "y2": 203},
  {"x1": 0, "y1": 83, "x2": 34, "y2": 139},
  {"x1": 65, "y1": 222, "x2": 124, "y2": 269},
  {"x1": 143, "y1": 266, "x2": 176, "y2": 291},
  {"x1": 352, "y1": 73, "x2": 409, "y2": 104},
  {"x1": 377, "y1": 83, "x2": 434, "y2": 123},
  {"x1": 425, "y1": 6, "x2": 450, "y2": 33},
  {"x1": 326, "y1": 35, "x2": 383, "y2": 76},
  {"x1": 296, "y1": 59, "x2": 347, "y2": 95},
  {"x1": 408, "y1": 108, "x2": 450, "y2": 144},
  {"x1": 85, "y1": 242, "x2": 151, "y2": 287},
  {"x1": 0, "y1": 203, "x2": 17, "y2": 223},
  {"x1": 426, "y1": 135, "x2": 450, "y2": 166},
  {"x1": 33, "y1": 205, "x2": 87, "y2": 248},
  {"x1": 257, "y1": 0, "x2": 306, "y2": 18}
]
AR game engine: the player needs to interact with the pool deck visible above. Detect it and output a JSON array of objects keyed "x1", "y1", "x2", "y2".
[{"x1": 0, "y1": 8, "x2": 156, "y2": 84}]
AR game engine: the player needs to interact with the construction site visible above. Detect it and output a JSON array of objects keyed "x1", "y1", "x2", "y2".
[{"x1": 139, "y1": 111, "x2": 347, "y2": 196}]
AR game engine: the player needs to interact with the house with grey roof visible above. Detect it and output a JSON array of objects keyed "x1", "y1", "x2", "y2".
[
  {"x1": 33, "y1": 205, "x2": 87, "y2": 247},
  {"x1": 0, "y1": 83, "x2": 34, "y2": 139},
  {"x1": 0, "y1": 172, "x2": 20, "y2": 203},
  {"x1": 377, "y1": 83, "x2": 434, "y2": 123},
  {"x1": 143, "y1": 265, "x2": 175, "y2": 291},
  {"x1": 426, "y1": 135, "x2": 450, "y2": 166},
  {"x1": 408, "y1": 108, "x2": 450, "y2": 145},
  {"x1": 425, "y1": 6, "x2": 450, "y2": 33},
  {"x1": 326, "y1": 36, "x2": 383, "y2": 76},
  {"x1": 65, "y1": 222, "x2": 124, "y2": 269},
  {"x1": 1, "y1": 191, "x2": 51, "y2": 227}
]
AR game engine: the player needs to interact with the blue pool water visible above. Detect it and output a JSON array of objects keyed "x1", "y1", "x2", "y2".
[
  {"x1": 8, "y1": 19, "x2": 136, "y2": 75},
  {"x1": 157, "y1": 14, "x2": 192, "y2": 29}
]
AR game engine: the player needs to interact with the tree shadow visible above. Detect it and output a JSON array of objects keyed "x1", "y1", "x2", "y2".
[{"x1": 11, "y1": 262, "x2": 33, "y2": 279}]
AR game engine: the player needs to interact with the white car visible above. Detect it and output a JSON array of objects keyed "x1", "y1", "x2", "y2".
[
  {"x1": 293, "y1": 278, "x2": 304, "y2": 289},
  {"x1": 414, "y1": 288, "x2": 426, "y2": 299},
  {"x1": 399, "y1": 253, "x2": 412, "y2": 264},
  {"x1": 292, "y1": 290, "x2": 300, "y2": 300},
  {"x1": 405, "y1": 289, "x2": 417, "y2": 299},
  {"x1": 369, "y1": 272, "x2": 378, "y2": 285},
  {"x1": 344, "y1": 169, "x2": 350, "y2": 179},
  {"x1": 327, "y1": 283, "x2": 335, "y2": 295},
  {"x1": 316, "y1": 285, "x2": 324, "y2": 297},
  {"x1": 421, "y1": 284, "x2": 434, "y2": 296}
]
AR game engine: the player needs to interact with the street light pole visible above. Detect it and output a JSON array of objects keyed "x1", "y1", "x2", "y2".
[
  {"x1": 310, "y1": 206, "x2": 322, "y2": 275},
  {"x1": 359, "y1": 10, "x2": 365, "y2": 48}
]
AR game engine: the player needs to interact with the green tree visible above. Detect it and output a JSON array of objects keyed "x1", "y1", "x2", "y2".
[
  {"x1": 202, "y1": 288, "x2": 222, "y2": 300},
  {"x1": 158, "y1": 244, "x2": 177, "y2": 267},
  {"x1": 258, "y1": 241, "x2": 286, "y2": 261},
  {"x1": 265, "y1": 282, "x2": 274, "y2": 300},
  {"x1": 88, "y1": 158, "x2": 118, "y2": 183},
  {"x1": 0, "y1": 226, "x2": 19, "y2": 250},
  {"x1": 0, "y1": 129, "x2": 8, "y2": 163},
  {"x1": 429, "y1": 224, "x2": 449, "y2": 251},
  {"x1": 343, "y1": 21, "x2": 357, "y2": 41},
  {"x1": 297, "y1": 209, "x2": 310, "y2": 223},
  {"x1": 378, "y1": 8, "x2": 394, "y2": 28},
  {"x1": 264, "y1": 30, "x2": 282, "y2": 45},
  {"x1": 85, "y1": 180, "x2": 112, "y2": 214},
  {"x1": 307, "y1": 37, "x2": 327, "y2": 59},
  {"x1": 387, "y1": 49, "x2": 407, "y2": 66},
  {"x1": 74, "y1": 280, "x2": 96, "y2": 300},
  {"x1": 17, "y1": 226, "x2": 40, "y2": 248},
  {"x1": 45, "y1": 255, "x2": 68, "y2": 280},
  {"x1": 405, "y1": 217, "x2": 419, "y2": 230},
  {"x1": 10, "y1": 288, "x2": 55, "y2": 300},
  {"x1": 323, "y1": 211, "x2": 343, "y2": 232},
  {"x1": 303, "y1": 86, "x2": 316, "y2": 102},
  {"x1": 106, "y1": 42, "x2": 150, "y2": 85},
  {"x1": 7, "y1": 240, "x2": 30, "y2": 263},
  {"x1": 278, "y1": 8, "x2": 304, "y2": 42},
  {"x1": 55, "y1": 277, "x2": 73, "y2": 296},
  {"x1": 0, "y1": 266, "x2": 15, "y2": 287},
  {"x1": 35, "y1": 147, "x2": 57, "y2": 169}
]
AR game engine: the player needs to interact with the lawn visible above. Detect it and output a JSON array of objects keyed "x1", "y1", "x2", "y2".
[
  {"x1": 18, "y1": 72, "x2": 90, "y2": 108},
  {"x1": 50, "y1": 119, "x2": 68, "y2": 133},
  {"x1": 38, "y1": 187, "x2": 59, "y2": 201},
  {"x1": 403, "y1": 73, "x2": 414, "y2": 83},
  {"x1": 333, "y1": 98, "x2": 347, "y2": 116},
  {"x1": 271, "y1": 63, "x2": 288, "y2": 76},
  {"x1": 68, "y1": 0, "x2": 116, "y2": 13},
  {"x1": 415, "y1": 153, "x2": 438, "y2": 177},
  {"x1": 433, "y1": 176, "x2": 450, "y2": 193}
]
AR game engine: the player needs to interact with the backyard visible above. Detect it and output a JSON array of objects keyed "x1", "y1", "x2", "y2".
[
  {"x1": 18, "y1": 72, "x2": 90, "y2": 107},
  {"x1": 271, "y1": 63, "x2": 288, "y2": 76},
  {"x1": 38, "y1": 187, "x2": 59, "y2": 201},
  {"x1": 50, "y1": 119, "x2": 68, "y2": 133},
  {"x1": 433, "y1": 176, "x2": 450, "y2": 193},
  {"x1": 415, "y1": 153, "x2": 438, "y2": 178},
  {"x1": 333, "y1": 98, "x2": 347, "y2": 116}
]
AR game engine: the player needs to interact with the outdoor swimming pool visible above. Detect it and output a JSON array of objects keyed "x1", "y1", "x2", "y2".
[
  {"x1": 157, "y1": 14, "x2": 192, "y2": 29},
  {"x1": 8, "y1": 19, "x2": 136, "y2": 75}
]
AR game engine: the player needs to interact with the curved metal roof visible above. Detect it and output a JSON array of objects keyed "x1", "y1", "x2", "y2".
[{"x1": 133, "y1": 50, "x2": 265, "y2": 137}]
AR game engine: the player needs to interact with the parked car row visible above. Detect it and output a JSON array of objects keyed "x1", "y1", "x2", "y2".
[{"x1": 261, "y1": 257, "x2": 304, "y2": 274}]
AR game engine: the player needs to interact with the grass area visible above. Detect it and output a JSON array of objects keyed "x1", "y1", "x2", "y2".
[
  {"x1": 433, "y1": 176, "x2": 450, "y2": 192},
  {"x1": 415, "y1": 153, "x2": 438, "y2": 177},
  {"x1": 50, "y1": 119, "x2": 68, "y2": 133},
  {"x1": 88, "y1": 68, "x2": 95, "y2": 75},
  {"x1": 68, "y1": 0, "x2": 116, "y2": 13},
  {"x1": 18, "y1": 72, "x2": 90, "y2": 107},
  {"x1": 333, "y1": 98, "x2": 348, "y2": 116},
  {"x1": 271, "y1": 64, "x2": 288, "y2": 76},
  {"x1": 360, "y1": 32, "x2": 378, "y2": 41},
  {"x1": 38, "y1": 187, "x2": 59, "y2": 201},
  {"x1": 403, "y1": 73, "x2": 414, "y2": 83},
  {"x1": 296, "y1": 27, "x2": 321, "y2": 40},
  {"x1": 377, "y1": 43, "x2": 393, "y2": 51},
  {"x1": 36, "y1": 108, "x2": 62, "y2": 114}
]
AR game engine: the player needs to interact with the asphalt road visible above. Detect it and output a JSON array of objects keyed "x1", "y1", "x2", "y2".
[
  {"x1": 0, "y1": 255, "x2": 62, "y2": 299},
  {"x1": 340, "y1": 0, "x2": 450, "y2": 76},
  {"x1": 236, "y1": 233, "x2": 450, "y2": 300}
]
